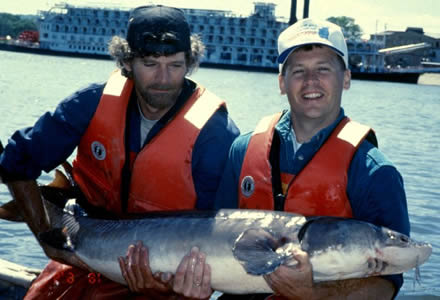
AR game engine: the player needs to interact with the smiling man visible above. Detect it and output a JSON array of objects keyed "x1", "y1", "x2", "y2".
[
  {"x1": 214, "y1": 19, "x2": 410, "y2": 299},
  {"x1": 0, "y1": 5, "x2": 239, "y2": 299}
]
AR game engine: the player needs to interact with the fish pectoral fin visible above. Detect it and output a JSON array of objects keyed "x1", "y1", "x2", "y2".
[
  {"x1": 38, "y1": 228, "x2": 74, "y2": 252},
  {"x1": 233, "y1": 228, "x2": 288, "y2": 276}
]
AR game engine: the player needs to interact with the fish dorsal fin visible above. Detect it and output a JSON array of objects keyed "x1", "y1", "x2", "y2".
[{"x1": 232, "y1": 228, "x2": 292, "y2": 275}]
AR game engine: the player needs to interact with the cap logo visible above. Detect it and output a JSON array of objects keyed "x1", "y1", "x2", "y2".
[
  {"x1": 91, "y1": 141, "x2": 106, "y2": 161},
  {"x1": 295, "y1": 25, "x2": 329, "y2": 40},
  {"x1": 241, "y1": 176, "x2": 255, "y2": 198},
  {"x1": 318, "y1": 27, "x2": 329, "y2": 39}
]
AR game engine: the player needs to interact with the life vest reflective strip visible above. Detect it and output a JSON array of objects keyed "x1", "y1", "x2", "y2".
[
  {"x1": 239, "y1": 114, "x2": 374, "y2": 217},
  {"x1": 73, "y1": 70, "x2": 225, "y2": 215}
]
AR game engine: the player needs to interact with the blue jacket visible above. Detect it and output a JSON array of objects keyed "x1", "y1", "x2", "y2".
[
  {"x1": 0, "y1": 78, "x2": 240, "y2": 210},
  {"x1": 215, "y1": 109, "x2": 410, "y2": 292}
]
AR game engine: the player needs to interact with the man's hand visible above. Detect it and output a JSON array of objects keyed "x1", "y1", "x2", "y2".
[
  {"x1": 119, "y1": 241, "x2": 172, "y2": 295},
  {"x1": 264, "y1": 248, "x2": 314, "y2": 300},
  {"x1": 119, "y1": 241, "x2": 212, "y2": 299},
  {"x1": 172, "y1": 246, "x2": 212, "y2": 299}
]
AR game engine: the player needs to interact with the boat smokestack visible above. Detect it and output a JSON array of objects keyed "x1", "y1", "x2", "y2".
[
  {"x1": 289, "y1": 0, "x2": 297, "y2": 25},
  {"x1": 303, "y1": 0, "x2": 310, "y2": 18}
]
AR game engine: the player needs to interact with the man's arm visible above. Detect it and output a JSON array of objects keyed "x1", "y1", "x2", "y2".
[
  {"x1": 313, "y1": 277, "x2": 394, "y2": 300},
  {"x1": 192, "y1": 107, "x2": 240, "y2": 209},
  {"x1": 214, "y1": 133, "x2": 251, "y2": 209}
]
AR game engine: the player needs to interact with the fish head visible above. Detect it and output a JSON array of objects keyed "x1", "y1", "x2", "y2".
[
  {"x1": 298, "y1": 217, "x2": 432, "y2": 281},
  {"x1": 374, "y1": 227, "x2": 432, "y2": 275}
]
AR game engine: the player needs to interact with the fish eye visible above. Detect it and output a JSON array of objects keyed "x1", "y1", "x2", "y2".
[{"x1": 388, "y1": 232, "x2": 396, "y2": 240}]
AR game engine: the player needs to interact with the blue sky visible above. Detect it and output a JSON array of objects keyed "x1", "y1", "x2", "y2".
[{"x1": 1, "y1": 0, "x2": 439, "y2": 38}]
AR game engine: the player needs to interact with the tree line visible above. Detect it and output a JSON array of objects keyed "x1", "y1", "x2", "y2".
[
  {"x1": 0, "y1": 13, "x2": 38, "y2": 38},
  {"x1": 327, "y1": 16, "x2": 363, "y2": 39}
]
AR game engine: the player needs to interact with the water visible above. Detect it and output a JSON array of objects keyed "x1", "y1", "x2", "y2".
[{"x1": 0, "y1": 51, "x2": 439, "y2": 298}]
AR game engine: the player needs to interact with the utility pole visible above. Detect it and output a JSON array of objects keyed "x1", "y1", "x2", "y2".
[
  {"x1": 289, "y1": 0, "x2": 311, "y2": 25},
  {"x1": 289, "y1": 0, "x2": 297, "y2": 25},
  {"x1": 303, "y1": 0, "x2": 310, "y2": 18}
]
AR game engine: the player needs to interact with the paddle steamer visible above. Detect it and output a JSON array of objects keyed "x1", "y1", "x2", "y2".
[{"x1": 37, "y1": 2, "x2": 288, "y2": 71}]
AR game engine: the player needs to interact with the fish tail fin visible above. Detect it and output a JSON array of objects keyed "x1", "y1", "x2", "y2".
[
  {"x1": 232, "y1": 228, "x2": 296, "y2": 275},
  {"x1": 0, "y1": 199, "x2": 24, "y2": 222}
]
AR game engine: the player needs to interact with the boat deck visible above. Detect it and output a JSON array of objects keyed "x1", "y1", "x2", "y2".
[{"x1": 0, "y1": 258, "x2": 41, "y2": 300}]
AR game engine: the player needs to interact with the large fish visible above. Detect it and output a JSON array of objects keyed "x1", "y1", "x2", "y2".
[
  {"x1": 1, "y1": 182, "x2": 434, "y2": 293},
  {"x1": 34, "y1": 199, "x2": 430, "y2": 294}
]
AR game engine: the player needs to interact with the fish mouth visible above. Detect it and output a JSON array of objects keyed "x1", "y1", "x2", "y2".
[
  {"x1": 417, "y1": 243, "x2": 433, "y2": 265},
  {"x1": 409, "y1": 242, "x2": 433, "y2": 266}
]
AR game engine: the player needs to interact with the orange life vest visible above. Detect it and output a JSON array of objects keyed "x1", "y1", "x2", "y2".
[
  {"x1": 239, "y1": 113, "x2": 374, "y2": 217},
  {"x1": 72, "y1": 70, "x2": 225, "y2": 215}
]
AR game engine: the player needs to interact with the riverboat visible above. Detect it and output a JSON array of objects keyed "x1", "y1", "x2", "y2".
[{"x1": 35, "y1": 2, "x2": 287, "y2": 72}]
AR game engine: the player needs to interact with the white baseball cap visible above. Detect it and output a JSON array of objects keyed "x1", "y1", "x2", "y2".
[{"x1": 277, "y1": 18, "x2": 349, "y2": 73}]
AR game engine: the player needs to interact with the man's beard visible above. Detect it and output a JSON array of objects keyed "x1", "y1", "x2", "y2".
[{"x1": 137, "y1": 84, "x2": 182, "y2": 110}]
